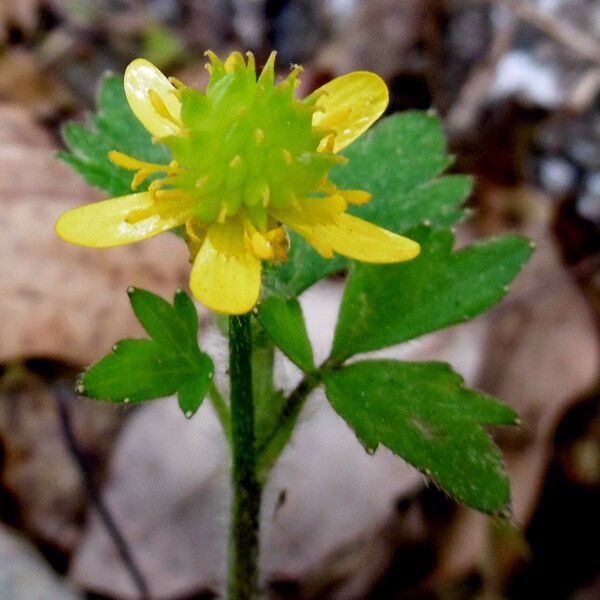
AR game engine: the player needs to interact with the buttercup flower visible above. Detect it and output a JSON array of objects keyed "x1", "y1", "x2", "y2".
[{"x1": 56, "y1": 51, "x2": 420, "y2": 314}]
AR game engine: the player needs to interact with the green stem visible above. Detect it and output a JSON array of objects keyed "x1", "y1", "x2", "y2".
[
  {"x1": 208, "y1": 381, "x2": 230, "y2": 441},
  {"x1": 228, "y1": 314, "x2": 262, "y2": 600},
  {"x1": 256, "y1": 372, "x2": 320, "y2": 479},
  {"x1": 256, "y1": 358, "x2": 341, "y2": 478}
]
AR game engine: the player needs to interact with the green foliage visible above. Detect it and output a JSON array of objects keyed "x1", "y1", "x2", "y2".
[
  {"x1": 250, "y1": 324, "x2": 287, "y2": 454},
  {"x1": 258, "y1": 112, "x2": 533, "y2": 513},
  {"x1": 258, "y1": 297, "x2": 314, "y2": 372},
  {"x1": 80, "y1": 288, "x2": 213, "y2": 417},
  {"x1": 331, "y1": 229, "x2": 533, "y2": 361},
  {"x1": 59, "y1": 75, "x2": 171, "y2": 197},
  {"x1": 323, "y1": 360, "x2": 518, "y2": 512},
  {"x1": 59, "y1": 80, "x2": 534, "y2": 515},
  {"x1": 265, "y1": 112, "x2": 471, "y2": 296}
]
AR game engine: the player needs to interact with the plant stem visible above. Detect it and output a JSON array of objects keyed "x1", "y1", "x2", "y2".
[
  {"x1": 208, "y1": 380, "x2": 230, "y2": 441},
  {"x1": 228, "y1": 314, "x2": 261, "y2": 600}
]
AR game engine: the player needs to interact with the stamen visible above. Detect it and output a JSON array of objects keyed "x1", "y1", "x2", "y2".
[
  {"x1": 131, "y1": 169, "x2": 155, "y2": 190},
  {"x1": 318, "y1": 135, "x2": 335, "y2": 153},
  {"x1": 108, "y1": 151, "x2": 170, "y2": 172},
  {"x1": 340, "y1": 190, "x2": 372, "y2": 205},
  {"x1": 185, "y1": 218, "x2": 204, "y2": 244},
  {"x1": 286, "y1": 64, "x2": 303, "y2": 89},
  {"x1": 168, "y1": 76, "x2": 186, "y2": 90},
  {"x1": 148, "y1": 89, "x2": 183, "y2": 127}
]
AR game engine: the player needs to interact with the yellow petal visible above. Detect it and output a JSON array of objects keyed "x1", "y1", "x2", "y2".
[
  {"x1": 326, "y1": 213, "x2": 420, "y2": 262},
  {"x1": 190, "y1": 221, "x2": 261, "y2": 314},
  {"x1": 55, "y1": 192, "x2": 195, "y2": 248},
  {"x1": 124, "y1": 58, "x2": 182, "y2": 138},
  {"x1": 276, "y1": 199, "x2": 419, "y2": 263},
  {"x1": 311, "y1": 71, "x2": 388, "y2": 153}
]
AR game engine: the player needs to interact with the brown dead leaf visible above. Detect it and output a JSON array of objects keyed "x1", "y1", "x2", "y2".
[
  {"x1": 0, "y1": 0, "x2": 45, "y2": 43},
  {"x1": 0, "y1": 370, "x2": 120, "y2": 552},
  {"x1": 0, "y1": 102, "x2": 191, "y2": 365},
  {"x1": 0, "y1": 48, "x2": 75, "y2": 118}
]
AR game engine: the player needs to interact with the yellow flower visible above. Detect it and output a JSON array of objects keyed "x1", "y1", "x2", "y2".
[{"x1": 56, "y1": 51, "x2": 420, "y2": 314}]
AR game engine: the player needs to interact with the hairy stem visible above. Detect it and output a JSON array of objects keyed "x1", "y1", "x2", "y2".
[
  {"x1": 228, "y1": 314, "x2": 262, "y2": 599},
  {"x1": 208, "y1": 380, "x2": 230, "y2": 441}
]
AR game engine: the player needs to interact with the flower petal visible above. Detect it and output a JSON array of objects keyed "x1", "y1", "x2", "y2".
[
  {"x1": 276, "y1": 198, "x2": 420, "y2": 263},
  {"x1": 316, "y1": 212, "x2": 420, "y2": 263},
  {"x1": 190, "y1": 221, "x2": 261, "y2": 314},
  {"x1": 124, "y1": 58, "x2": 182, "y2": 138},
  {"x1": 55, "y1": 192, "x2": 195, "y2": 247},
  {"x1": 311, "y1": 71, "x2": 388, "y2": 153}
]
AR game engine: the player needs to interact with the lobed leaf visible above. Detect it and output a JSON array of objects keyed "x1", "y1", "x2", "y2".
[
  {"x1": 323, "y1": 360, "x2": 518, "y2": 512},
  {"x1": 80, "y1": 288, "x2": 212, "y2": 417},
  {"x1": 264, "y1": 112, "x2": 470, "y2": 297},
  {"x1": 258, "y1": 296, "x2": 314, "y2": 372},
  {"x1": 331, "y1": 230, "x2": 533, "y2": 361}
]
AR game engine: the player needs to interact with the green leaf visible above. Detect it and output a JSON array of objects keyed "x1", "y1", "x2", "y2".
[
  {"x1": 81, "y1": 339, "x2": 189, "y2": 401},
  {"x1": 258, "y1": 296, "x2": 314, "y2": 372},
  {"x1": 129, "y1": 287, "x2": 197, "y2": 353},
  {"x1": 331, "y1": 230, "x2": 533, "y2": 361},
  {"x1": 80, "y1": 288, "x2": 213, "y2": 417},
  {"x1": 59, "y1": 75, "x2": 171, "y2": 197},
  {"x1": 332, "y1": 112, "x2": 469, "y2": 233},
  {"x1": 323, "y1": 360, "x2": 518, "y2": 512},
  {"x1": 178, "y1": 357, "x2": 214, "y2": 417},
  {"x1": 264, "y1": 112, "x2": 470, "y2": 297}
]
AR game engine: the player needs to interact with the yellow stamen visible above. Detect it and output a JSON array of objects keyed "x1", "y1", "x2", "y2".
[
  {"x1": 318, "y1": 134, "x2": 335, "y2": 153},
  {"x1": 168, "y1": 76, "x2": 186, "y2": 90},
  {"x1": 185, "y1": 218, "x2": 204, "y2": 244},
  {"x1": 148, "y1": 89, "x2": 183, "y2": 127},
  {"x1": 340, "y1": 190, "x2": 372, "y2": 205}
]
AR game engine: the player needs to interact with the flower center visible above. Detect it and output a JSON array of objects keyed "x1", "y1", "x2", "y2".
[{"x1": 151, "y1": 51, "x2": 342, "y2": 232}]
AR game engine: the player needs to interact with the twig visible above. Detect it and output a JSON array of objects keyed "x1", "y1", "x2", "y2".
[
  {"x1": 494, "y1": 0, "x2": 600, "y2": 65},
  {"x1": 446, "y1": 12, "x2": 517, "y2": 134},
  {"x1": 54, "y1": 383, "x2": 151, "y2": 600}
]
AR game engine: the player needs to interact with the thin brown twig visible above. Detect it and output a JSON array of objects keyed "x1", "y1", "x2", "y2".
[
  {"x1": 55, "y1": 383, "x2": 151, "y2": 600},
  {"x1": 446, "y1": 13, "x2": 517, "y2": 134},
  {"x1": 494, "y1": 0, "x2": 600, "y2": 65}
]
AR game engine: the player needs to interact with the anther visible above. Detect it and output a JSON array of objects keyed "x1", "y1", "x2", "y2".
[{"x1": 217, "y1": 204, "x2": 228, "y2": 224}]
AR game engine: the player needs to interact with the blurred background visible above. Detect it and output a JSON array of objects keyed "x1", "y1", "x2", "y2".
[{"x1": 1, "y1": 0, "x2": 599, "y2": 598}]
